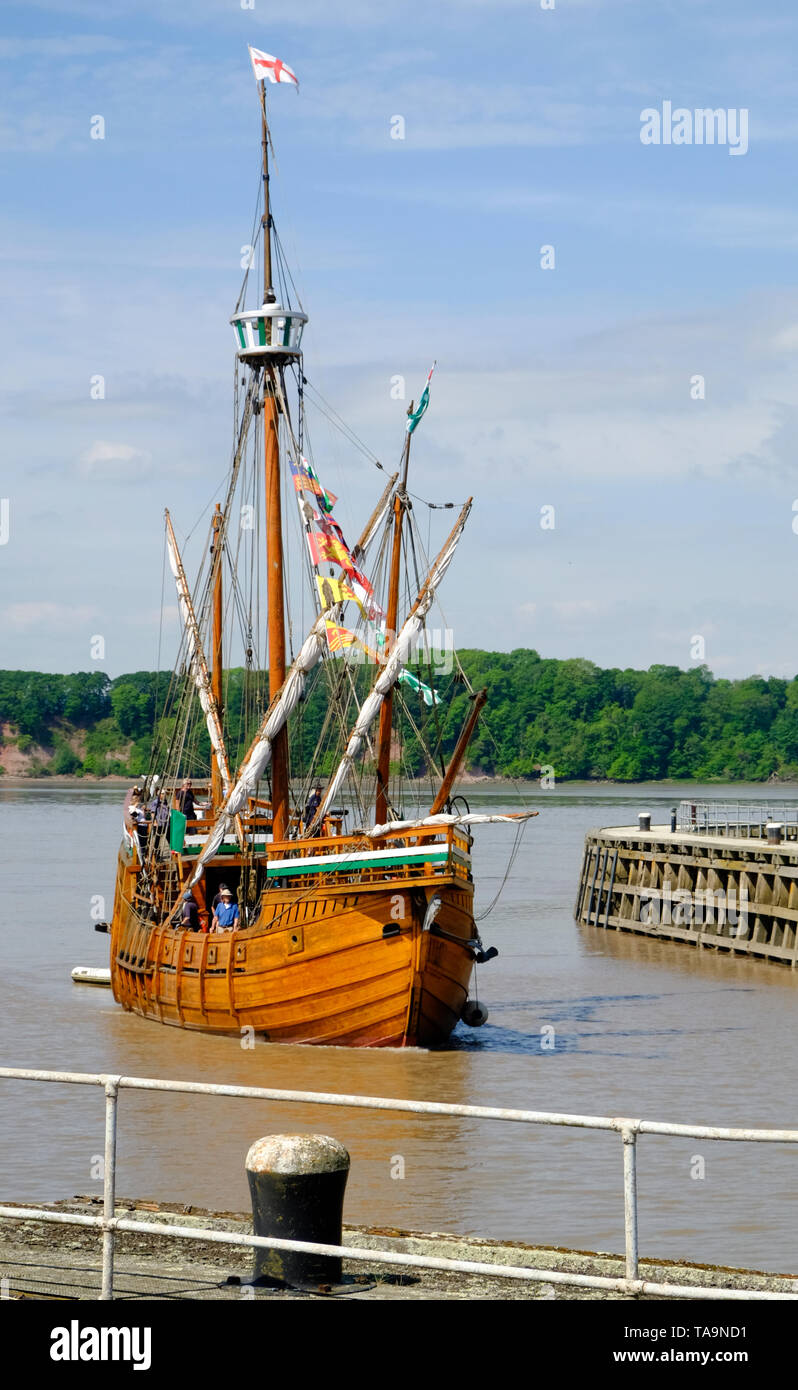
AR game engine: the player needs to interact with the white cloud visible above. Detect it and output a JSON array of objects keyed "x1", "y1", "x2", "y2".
[
  {"x1": 78, "y1": 440, "x2": 153, "y2": 479},
  {"x1": 3, "y1": 601, "x2": 97, "y2": 630}
]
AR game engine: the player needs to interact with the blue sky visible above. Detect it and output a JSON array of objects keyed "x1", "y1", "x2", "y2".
[{"x1": 3, "y1": 0, "x2": 798, "y2": 678}]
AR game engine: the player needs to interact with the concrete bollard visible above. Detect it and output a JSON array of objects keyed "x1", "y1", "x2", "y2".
[
  {"x1": 245, "y1": 1134, "x2": 350, "y2": 1288},
  {"x1": 767, "y1": 822, "x2": 783, "y2": 845},
  {"x1": 638, "y1": 812, "x2": 651, "y2": 832}
]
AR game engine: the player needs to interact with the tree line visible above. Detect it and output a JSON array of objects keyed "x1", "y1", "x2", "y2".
[{"x1": 1, "y1": 653, "x2": 797, "y2": 782}]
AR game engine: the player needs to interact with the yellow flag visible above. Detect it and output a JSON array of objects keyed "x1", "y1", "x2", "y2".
[{"x1": 316, "y1": 575, "x2": 364, "y2": 613}]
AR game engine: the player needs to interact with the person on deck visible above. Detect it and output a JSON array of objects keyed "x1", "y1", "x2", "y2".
[
  {"x1": 176, "y1": 780, "x2": 196, "y2": 822},
  {"x1": 181, "y1": 891, "x2": 201, "y2": 932},
  {"x1": 304, "y1": 785, "x2": 323, "y2": 835},
  {"x1": 211, "y1": 883, "x2": 234, "y2": 912},
  {"x1": 129, "y1": 797, "x2": 149, "y2": 854},
  {"x1": 212, "y1": 888, "x2": 240, "y2": 934},
  {"x1": 147, "y1": 790, "x2": 169, "y2": 836}
]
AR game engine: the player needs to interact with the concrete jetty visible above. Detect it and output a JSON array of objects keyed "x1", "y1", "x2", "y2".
[
  {"x1": 1, "y1": 1196, "x2": 796, "y2": 1300},
  {"x1": 576, "y1": 801, "x2": 798, "y2": 966}
]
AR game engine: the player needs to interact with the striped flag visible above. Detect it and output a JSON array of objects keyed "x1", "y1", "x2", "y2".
[
  {"x1": 325, "y1": 621, "x2": 360, "y2": 653},
  {"x1": 398, "y1": 668, "x2": 441, "y2": 707}
]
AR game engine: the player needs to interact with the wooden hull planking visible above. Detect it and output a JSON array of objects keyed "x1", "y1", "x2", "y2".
[{"x1": 110, "y1": 843, "x2": 476, "y2": 1048}]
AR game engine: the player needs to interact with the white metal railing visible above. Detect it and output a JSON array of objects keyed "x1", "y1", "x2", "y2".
[
  {"x1": 678, "y1": 799, "x2": 798, "y2": 837},
  {"x1": 0, "y1": 1067, "x2": 796, "y2": 1302}
]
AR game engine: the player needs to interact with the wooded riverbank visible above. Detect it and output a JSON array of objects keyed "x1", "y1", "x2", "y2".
[{"x1": 3, "y1": 653, "x2": 798, "y2": 783}]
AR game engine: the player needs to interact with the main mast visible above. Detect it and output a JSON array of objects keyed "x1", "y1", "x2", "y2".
[
  {"x1": 260, "y1": 84, "x2": 289, "y2": 842},
  {"x1": 230, "y1": 77, "x2": 307, "y2": 843}
]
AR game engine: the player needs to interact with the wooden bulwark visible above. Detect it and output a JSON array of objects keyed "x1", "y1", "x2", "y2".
[{"x1": 575, "y1": 825, "x2": 798, "y2": 968}]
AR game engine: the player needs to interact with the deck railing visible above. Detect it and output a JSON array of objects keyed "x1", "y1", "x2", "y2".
[{"x1": 0, "y1": 1067, "x2": 796, "y2": 1301}]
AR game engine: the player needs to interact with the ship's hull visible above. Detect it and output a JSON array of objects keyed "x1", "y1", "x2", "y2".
[{"x1": 110, "y1": 851, "x2": 476, "y2": 1047}]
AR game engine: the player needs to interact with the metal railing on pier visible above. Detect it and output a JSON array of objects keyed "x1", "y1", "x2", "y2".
[
  {"x1": 0, "y1": 1066, "x2": 796, "y2": 1302},
  {"x1": 677, "y1": 799, "x2": 798, "y2": 839}
]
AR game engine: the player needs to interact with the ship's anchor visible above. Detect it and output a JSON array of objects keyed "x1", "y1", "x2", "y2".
[{"x1": 424, "y1": 895, "x2": 498, "y2": 963}]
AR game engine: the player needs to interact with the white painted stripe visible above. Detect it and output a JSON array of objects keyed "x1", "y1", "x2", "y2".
[
  {"x1": 267, "y1": 844, "x2": 452, "y2": 872},
  {"x1": 183, "y1": 835, "x2": 270, "y2": 847}
]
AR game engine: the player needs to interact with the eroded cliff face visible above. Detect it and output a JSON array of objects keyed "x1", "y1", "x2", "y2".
[{"x1": 0, "y1": 719, "x2": 131, "y2": 778}]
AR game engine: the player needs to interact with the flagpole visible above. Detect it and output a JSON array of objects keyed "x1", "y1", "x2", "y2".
[{"x1": 260, "y1": 80, "x2": 272, "y2": 297}]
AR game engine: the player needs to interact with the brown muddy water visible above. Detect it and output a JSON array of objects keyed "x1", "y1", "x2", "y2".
[{"x1": 2, "y1": 781, "x2": 798, "y2": 1273}]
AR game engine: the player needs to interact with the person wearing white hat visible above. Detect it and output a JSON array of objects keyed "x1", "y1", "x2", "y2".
[{"x1": 212, "y1": 887, "x2": 240, "y2": 933}]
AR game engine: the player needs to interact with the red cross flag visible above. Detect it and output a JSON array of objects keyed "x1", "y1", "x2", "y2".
[{"x1": 248, "y1": 47, "x2": 299, "y2": 88}]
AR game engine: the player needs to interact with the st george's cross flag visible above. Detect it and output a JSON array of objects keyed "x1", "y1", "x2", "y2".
[{"x1": 248, "y1": 47, "x2": 299, "y2": 88}]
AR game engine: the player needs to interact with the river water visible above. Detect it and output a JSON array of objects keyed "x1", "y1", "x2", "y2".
[{"x1": 2, "y1": 780, "x2": 797, "y2": 1274}]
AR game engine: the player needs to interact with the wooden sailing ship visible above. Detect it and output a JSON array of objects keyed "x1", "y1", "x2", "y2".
[{"x1": 106, "y1": 49, "x2": 534, "y2": 1047}]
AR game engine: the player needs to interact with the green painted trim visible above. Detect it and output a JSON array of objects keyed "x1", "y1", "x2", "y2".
[
  {"x1": 235, "y1": 322, "x2": 246, "y2": 350},
  {"x1": 267, "y1": 849, "x2": 450, "y2": 879},
  {"x1": 258, "y1": 316, "x2": 266, "y2": 346}
]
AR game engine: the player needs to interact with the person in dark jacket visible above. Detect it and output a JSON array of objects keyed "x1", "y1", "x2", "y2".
[
  {"x1": 304, "y1": 785, "x2": 323, "y2": 834},
  {"x1": 181, "y1": 891, "x2": 201, "y2": 931},
  {"x1": 176, "y1": 780, "x2": 196, "y2": 821}
]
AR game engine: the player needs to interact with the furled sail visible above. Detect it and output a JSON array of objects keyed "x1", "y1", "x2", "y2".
[
  {"x1": 367, "y1": 811, "x2": 539, "y2": 837},
  {"x1": 187, "y1": 613, "x2": 329, "y2": 884},
  {"x1": 309, "y1": 499, "x2": 472, "y2": 829},
  {"x1": 165, "y1": 510, "x2": 233, "y2": 801}
]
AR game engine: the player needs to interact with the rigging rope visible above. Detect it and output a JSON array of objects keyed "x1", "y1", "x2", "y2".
[
  {"x1": 475, "y1": 820, "x2": 529, "y2": 922},
  {"x1": 303, "y1": 381, "x2": 385, "y2": 472}
]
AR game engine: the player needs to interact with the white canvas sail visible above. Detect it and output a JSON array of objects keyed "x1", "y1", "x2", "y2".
[{"x1": 165, "y1": 510, "x2": 233, "y2": 801}]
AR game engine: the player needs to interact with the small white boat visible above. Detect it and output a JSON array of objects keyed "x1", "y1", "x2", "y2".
[{"x1": 71, "y1": 966, "x2": 112, "y2": 988}]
